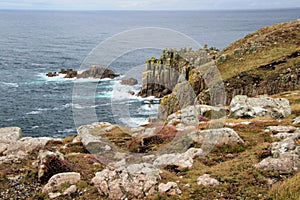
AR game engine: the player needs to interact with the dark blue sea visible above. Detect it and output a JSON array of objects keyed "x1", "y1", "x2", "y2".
[{"x1": 0, "y1": 9, "x2": 299, "y2": 137}]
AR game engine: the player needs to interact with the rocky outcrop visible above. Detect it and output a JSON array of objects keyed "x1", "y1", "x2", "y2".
[
  {"x1": 0, "y1": 127, "x2": 22, "y2": 143},
  {"x1": 91, "y1": 163, "x2": 160, "y2": 200},
  {"x1": 77, "y1": 66, "x2": 119, "y2": 79},
  {"x1": 229, "y1": 95, "x2": 291, "y2": 119},
  {"x1": 197, "y1": 174, "x2": 220, "y2": 187},
  {"x1": 254, "y1": 132, "x2": 300, "y2": 173},
  {"x1": 120, "y1": 78, "x2": 138, "y2": 86},
  {"x1": 265, "y1": 126, "x2": 297, "y2": 140},
  {"x1": 158, "y1": 182, "x2": 182, "y2": 196}
]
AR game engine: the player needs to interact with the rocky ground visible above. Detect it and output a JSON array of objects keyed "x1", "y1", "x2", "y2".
[{"x1": 0, "y1": 90, "x2": 300, "y2": 200}]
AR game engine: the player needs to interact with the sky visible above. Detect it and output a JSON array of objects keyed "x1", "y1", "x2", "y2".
[{"x1": 0, "y1": 0, "x2": 300, "y2": 11}]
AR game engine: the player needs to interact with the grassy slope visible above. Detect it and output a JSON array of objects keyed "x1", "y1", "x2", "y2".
[{"x1": 217, "y1": 19, "x2": 300, "y2": 80}]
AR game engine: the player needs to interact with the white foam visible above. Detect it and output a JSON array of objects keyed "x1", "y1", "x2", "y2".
[
  {"x1": 0, "y1": 82, "x2": 19, "y2": 88},
  {"x1": 26, "y1": 111, "x2": 41, "y2": 115}
]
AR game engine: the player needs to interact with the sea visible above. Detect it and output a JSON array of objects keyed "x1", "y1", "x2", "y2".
[{"x1": 0, "y1": 9, "x2": 299, "y2": 138}]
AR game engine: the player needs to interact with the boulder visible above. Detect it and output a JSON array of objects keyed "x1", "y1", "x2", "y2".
[
  {"x1": 91, "y1": 163, "x2": 160, "y2": 200},
  {"x1": 158, "y1": 182, "x2": 182, "y2": 196},
  {"x1": 264, "y1": 126, "x2": 296, "y2": 134},
  {"x1": 63, "y1": 185, "x2": 77, "y2": 196},
  {"x1": 38, "y1": 150, "x2": 73, "y2": 183},
  {"x1": 254, "y1": 132, "x2": 300, "y2": 173},
  {"x1": 4, "y1": 137, "x2": 50, "y2": 155},
  {"x1": 121, "y1": 78, "x2": 138, "y2": 86},
  {"x1": 229, "y1": 95, "x2": 291, "y2": 119},
  {"x1": 0, "y1": 127, "x2": 22, "y2": 143},
  {"x1": 293, "y1": 116, "x2": 300, "y2": 125},
  {"x1": 188, "y1": 128, "x2": 244, "y2": 146},
  {"x1": 197, "y1": 174, "x2": 220, "y2": 187},
  {"x1": 166, "y1": 105, "x2": 225, "y2": 127},
  {"x1": 42, "y1": 172, "x2": 81, "y2": 194},
  {"x1": 77, "y1": 66, "x2": 119, "y2": 79},
  {"x1": 153, "y1": 148, "x2": 203, "y2": 170}
]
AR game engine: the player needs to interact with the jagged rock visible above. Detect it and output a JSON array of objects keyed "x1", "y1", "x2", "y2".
[
  {"x1": 4, "y1": 137, "x2": 50, "y2": 155},
  {"x1": 188, "y1": 128, "x2": 244, "y2": 146},
  {"x1": 166, "y1": 105, "x2": 225, "y2": 127},
  {"x1": 254, "y1": 132, "x2": 300, "y2": 173},
  {"x1": 197, "y1": 174, "x2": 220, "y2": 187},
  {"x1": 91, "y1": 163, "x2": 160, "y2": 200},
  {"x1": 0, "y1": 127, "x2": 22, "y2": 143},
  {"x1": 158, "y1": 182, "x2": 182, "y2": 196},
  {"x1": 77, "y1": 66, "x2": 119, "y2": 79},
  {"x1": 42, "y1": 172, "x2": 81, "y2": 194},
  {"x1": 121, "y1": 78, "x2": 138, "y2": 86},
  {"x1": 38, "y1": 150, "x2": 73, "y2": 183},
  {"x1": 293, "y1": 116, "x2": 300, "y2": 125},
  {"x1": 229, "y1": 95, "x2": 291, "y2": 119},
  {"x1": 46, "y1": 72, "x2": 59, "y2": 77},
  {"x1": 153, "y1": 148, "x2": 203, "y2": 170}
]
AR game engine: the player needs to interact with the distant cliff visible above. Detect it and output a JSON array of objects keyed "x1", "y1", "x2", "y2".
[{"x1": 141, "y1": 20, "x2": 300, "y2": 119}]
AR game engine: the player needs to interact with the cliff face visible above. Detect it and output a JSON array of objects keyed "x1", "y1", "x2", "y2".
[
  {"x1": 138, "y1": 48, "x2": 213, "y2": 98},
  {"x1": 157, "y1": 20, "x2": 300, "y2": 119}
]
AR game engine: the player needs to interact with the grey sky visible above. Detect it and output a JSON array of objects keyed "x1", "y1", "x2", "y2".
[{"x1": 0, "y1": 0, "x2": 299, "y2": 10}]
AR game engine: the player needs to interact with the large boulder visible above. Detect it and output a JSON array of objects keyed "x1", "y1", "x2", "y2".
[
  {"x1": 42, "y1": 172, "x2": 81, "y2": 194},
  {"x1": 91, "y1": 163, "x2": 160, "y2": 200},
  {"x1": 77, "y1": 66, "x2": 119, "y2": 79},
  {"x1": 0, "y1": 127, "x2": 22, "y2": 143},
  {"x1": 188, "y1": 128, "x2": 244, "y2": 146},
  {"x1": 4, "y1": 137, "x2": 50, "y2": 155},
  {"x1": 153, "y1": 148, "x2": 203, "y2": 170},
  {"x1": 229, "y1": 95, "x2": 291, "y2": 119},
  {"x1": 254, "y1": 132, "x2": 300, "y2": 173}
]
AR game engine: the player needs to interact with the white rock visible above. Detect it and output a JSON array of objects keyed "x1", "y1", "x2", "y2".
[
  {"x1": 0, "y1": 127, "x2": 22, "y2": 143},
  {"x1": 42, "y1": 172, "x2": 81, "y2": 194},
  {"x1": 197, "y1": 174, "x2": 219, "y2": 187},
  {"x1": 48, "y1": 192, "x2": 62, "y2": 199},
  {"x1": 63, "y1": 185, "x2": 77, "y2": 195},
  {"x1": 158, "y1": 182, "x2": 182, "y2": 196},
  {"x1": 293, "y1": 116, "x2": 300, "y2": 125},
  {"x1": 229, "y1": 95, "x2": 291, "y2": 119},
  {"x1": 265, "y1": 126, "x2": 296, "y2": 134}
]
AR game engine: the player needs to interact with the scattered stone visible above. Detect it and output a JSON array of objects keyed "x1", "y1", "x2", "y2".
[
  {"x1": 158, "y1": 182, "x2": 182, "y2": 196},
  {"x1": 63, "y1": 185, "x2": 77, "y2": 196},
  {"x1": 188, "y1": 128, "x2": 244, "y2": 146},
  {"x1": 229, "y1": 95, "x2": 291, "y2": 119},
  {"x1": 197, "y1": 174, "x2": 220, "y2": 187},
  {"x1": 153, "y1": 148, "x2": 203, "y2": 170},
  {"x1": 293, "y1": 116, "x2": 300, "y2": 125},
  {"x1": 254, "y1": 132, "x2": 300, "y2": 173},
  {"x1": 121, "y1": 78, "x2": 138, "y2": 86},
  {"x1": 0, "y1": 127, "x2": 22, "y2": 143},
  {"x1": 42, "y1": 172, "x2": 81, "y2": 194},
  {"x1": 265, "y1": 126, "x2": 296, "y2": 134},
  {"x1": 48, "y1": 192, "x2": 62, "y2": 199},
  {"x1": 91, "y1": 163, "x2": 160, "y2": 200}
]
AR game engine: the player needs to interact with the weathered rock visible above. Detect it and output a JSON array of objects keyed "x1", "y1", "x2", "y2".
[
  {"x1": 63, "y1": 185, "x2": 77, "y2": 196},
  {"x1": 42, "y1": 172, "x2": 81, "y2": 194},
  {"x1": 0, "y1": 127, "x2": 22, "y2": 143},
  {"x1": 229, "y1": 95, "x2": 291, "y2": 119},
  {"x1": 158, "y1": 182, "x2": 182, "y2": 196},
  {"x1": 265, "y1": 126, "x2": 296, "y2": 134},
  {"x1": 293, "y1": 116, "x2": 300, "y2": 125},
  {"x1": 4, "y1": 137, "x2": 50, "y2": 155},
  {"x1": 121, "y1": 78, "x2": 138, "y2": 86},
  {"x1": 91, "y1": 163, "x2": 160, "y2": 200},
  {"x1": 77, "y1": 66, "x2": 119, "y2": 79},
  {"x1": 197, "y1": 174, "x2": 220, "y2": 187},
  {"x1": 254, "y1": 132, "x2": 300, "y2": 173},
  {"x1": 48, "y1": 192, "x2": 62, "y2": 199},
  {"x1": 38, "y1": 150, "x2": 73, "y2": 183},
  {"x1": 153, "y1": 148, "x2": 203, "y2": 170},
  {"x1": 46, "y1": 72, "x2": 59, "y2": 77},
  {"x1": 166, "y1": 105, "x2": 225, "y2": 127},
  {"x1": 188, "y1": 128, "x2": 244, "y2": 146}
]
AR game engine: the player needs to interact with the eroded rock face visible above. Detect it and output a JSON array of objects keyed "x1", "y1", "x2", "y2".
[
  {"x1": 188, "y1": 128, "x2": 244, "y2": 146},
  {"x1": 77, "y1": 66, "x2": 119, "y2": 79},
  {"x1": 265, "y1": 126, "x2": 297, "y2": 140},
  {"x1": 42, "y1": 172, "x2": 81, "y2": 194},
  {"x1": 91, "y1": 163, "x2": 160, "y2": 200},
  {"x1": 0, "y1": 127, "x2": 22, "y2": 143},
  {"x1": 254, "y1": 132, "x2": 300, "y2": 173},
  {"x1": 229, "y1": 95, "x2": 291, "y2": 119},
  {"x1": 153, "y1": 148, "x2": 203, "y2": 170},
  {"x1": 158, "y1": 182, "x2": 182, "y2": 196},
  {"x1": 197, "y1": 174, "x2": 220, "y2": 187},
  {"x1": 120, "y1": 78, "x2": 138, "y2": 86}
]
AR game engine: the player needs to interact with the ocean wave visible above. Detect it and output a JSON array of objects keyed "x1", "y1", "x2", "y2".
[
  {"x1": 0, "y1": 81, "x2": 19, "y2": 88},
  {"x1": 26, "y1": 111, "x2": 41, "y2": 115}
]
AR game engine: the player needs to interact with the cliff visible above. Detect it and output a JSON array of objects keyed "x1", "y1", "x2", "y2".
[{"x1": 157, "y1": 19, "x2": 300, "y2": 118}]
